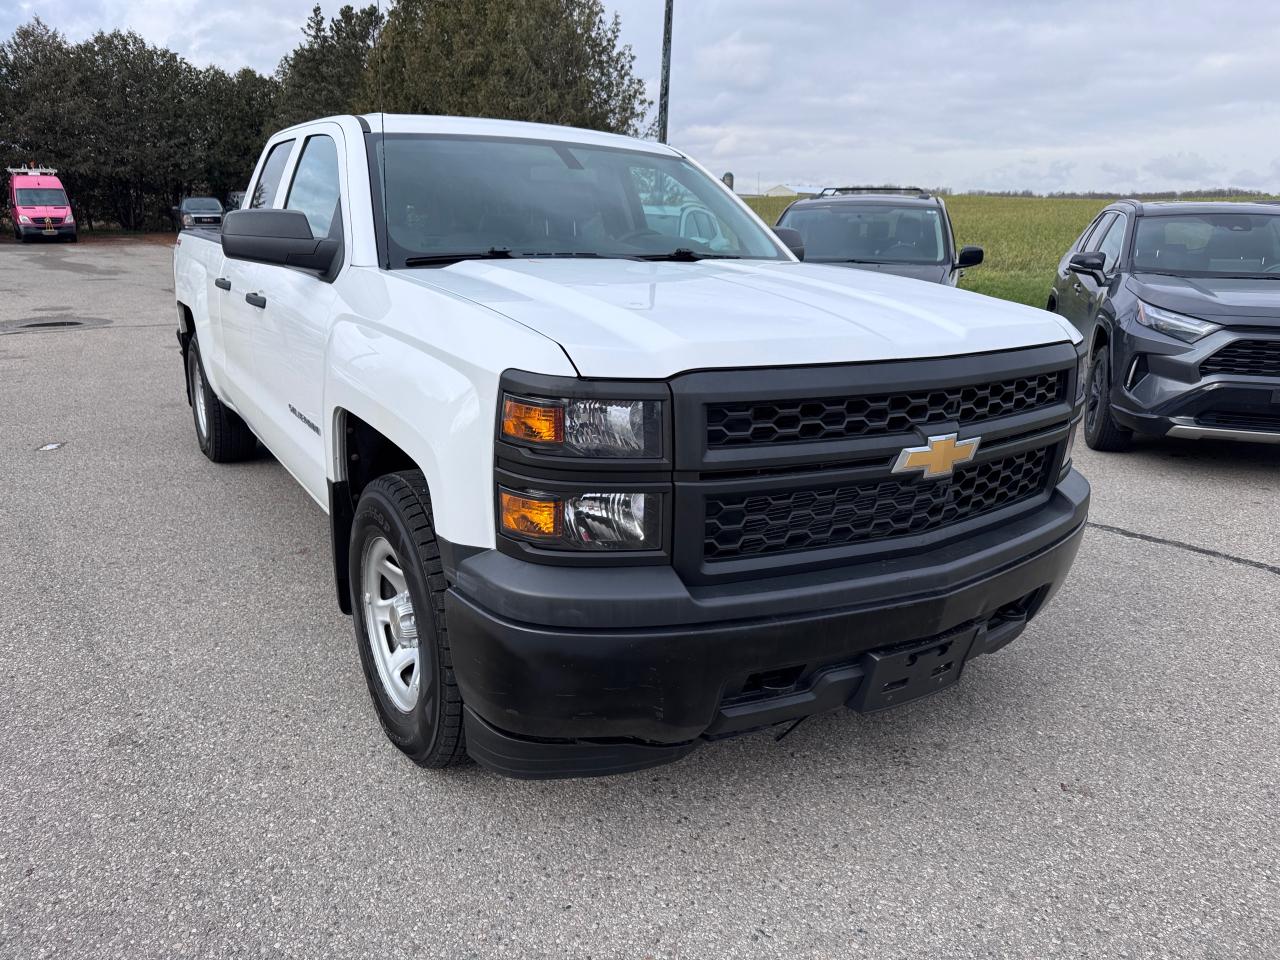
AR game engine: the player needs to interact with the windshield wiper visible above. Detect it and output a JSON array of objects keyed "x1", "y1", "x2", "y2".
[
  {"x1": 512, "y1": 251, "x2": 643, "y2": 261},
  {"x1": 636, "y1": 248, "x2": 743, "y2": 262},
  {"x1": 813, "y1": 257, "x2": 891, "y2": 264},
  {"x1": 403, "y1": 247, "x2": 514, "y2": 267}
]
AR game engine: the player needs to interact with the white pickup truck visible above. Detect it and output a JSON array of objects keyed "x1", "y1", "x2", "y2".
[{"x1": 174, "y1": 114, "x2": 1090, "y2": 779}]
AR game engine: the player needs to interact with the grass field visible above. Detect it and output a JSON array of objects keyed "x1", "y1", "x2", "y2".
[{"x1": 743, "y1": 193, "x2": 1276, "y2": 308}]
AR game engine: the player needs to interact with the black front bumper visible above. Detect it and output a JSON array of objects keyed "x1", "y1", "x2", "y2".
[
  {"x1": 18, "y1": 223, "x2": 76, "y2": 239},
  {"x1": 447, "y1": 470, "x2": 1090, "y2": 779}
]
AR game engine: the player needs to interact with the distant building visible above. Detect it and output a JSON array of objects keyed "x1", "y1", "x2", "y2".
[{"x1": 759, "y1": 184, "x2": 825, "y2": 198}]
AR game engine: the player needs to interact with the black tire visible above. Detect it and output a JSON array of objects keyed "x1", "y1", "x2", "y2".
[
  {"x1": 185, "y1": 338, "x2": 258, "y2": 462},
  {"x1": 349, "y1": 472, "x2": 468, "y2": 768},
  {"x1": 1083, "y1": 346, "x2": 1133, "y2": 451}
]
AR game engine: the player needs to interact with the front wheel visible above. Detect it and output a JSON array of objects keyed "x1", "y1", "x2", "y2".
[
  {"x1": 349, "y1": 472, "x2": 468, "y2": 768},
  {"x1": 1083, "y1": 347, "x2": 1133, "y2": 451}
]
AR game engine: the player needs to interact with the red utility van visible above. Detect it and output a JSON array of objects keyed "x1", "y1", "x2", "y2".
[{"x1": 7, "y1": 167, "x2": 77, "y2": 242}]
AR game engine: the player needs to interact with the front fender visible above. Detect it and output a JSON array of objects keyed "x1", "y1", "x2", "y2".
[{"x1": 323, "y1": 271, "x2": 575, "y2": 549}]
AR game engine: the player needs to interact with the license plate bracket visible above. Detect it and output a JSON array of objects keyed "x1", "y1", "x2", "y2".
[{"x1": 848, "y1": 626, "x2": 978, "y2": 713}]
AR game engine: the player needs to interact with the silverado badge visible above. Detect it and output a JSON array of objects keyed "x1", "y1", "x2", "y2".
[{"x1": 891, "y1": 433, "x2": 980, "y2": 480}]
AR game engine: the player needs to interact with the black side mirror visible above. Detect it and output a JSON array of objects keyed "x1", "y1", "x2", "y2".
[
  {"x1": 171, "y1": 206, "x2": 180, "y2": 217},
  {"x1": 1068, "y1": 251, "x2": 1107, "y2": 275},
  {"x1": 956, "y1": 245, "x2": 984, "y2": 269},
  {"x1": 221, "y1": 208, "x2": 340, "y2": 277},
  {"x1": 773, "y1": 226, "x2": 805, "y2": 261}
]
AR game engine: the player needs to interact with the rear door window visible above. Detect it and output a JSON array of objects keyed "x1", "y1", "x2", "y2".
[{"x1": 250, "y1": 140, "x2": 295, "y2": 209}]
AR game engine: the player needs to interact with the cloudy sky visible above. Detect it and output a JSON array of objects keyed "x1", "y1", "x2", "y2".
[{"x1": 6, "y1": 0, "x2": 1280, "y2": 193}]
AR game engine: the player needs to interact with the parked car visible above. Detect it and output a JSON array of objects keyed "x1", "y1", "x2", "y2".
[
  {"x1": 172, "y1": 196, "x2": 224, "y2": 230},
  {"x1": 6, "y1": 166, "x2": 76, "y2": 242},
  {"x1": 173, "y1": 114, "x2": 1088, "y2": 779},
  {"x1": 1048, "y1": 200, "x2": 1280, "y2": 450},
  {"x1": 774, "y1": 187, "x2": 982, "y2": 284}
]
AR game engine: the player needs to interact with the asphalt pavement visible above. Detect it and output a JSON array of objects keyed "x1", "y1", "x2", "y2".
[{"x1": 1, "y1": 239, "x2": 1277, "y2": 959}]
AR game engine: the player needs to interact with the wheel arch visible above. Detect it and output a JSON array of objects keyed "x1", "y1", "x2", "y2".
[
  {"x1": 177, "y1": 301, "x2": 195, "y2": 403},
  {"x1": 328, "y1": 406, "x2": 431, "y2": 615},
  {"x1": 1089, "y1": 321, "x2": 1110, "y2": 363}
]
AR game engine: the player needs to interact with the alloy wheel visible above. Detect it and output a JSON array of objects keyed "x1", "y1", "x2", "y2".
[{"x1": 360, "y1": 536, "x2": 421, "y2": 713}]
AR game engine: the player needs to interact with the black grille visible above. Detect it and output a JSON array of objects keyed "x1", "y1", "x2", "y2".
[
  {"x1": 706, "y1": 371, "x2": 1065, "y2": 447},
  {"x1": 704, "y1": 447, "x2": 1052, "y2": 560},
  {"x1": 1201, "y1": 341, "x2": 1280, "y2": 378},
  {"x1": 41, "y1": 217, "x2": 63, "y2": 225},
  {"x1": 1197, "y1": 410, "x2": 1280, "y2": 432}
]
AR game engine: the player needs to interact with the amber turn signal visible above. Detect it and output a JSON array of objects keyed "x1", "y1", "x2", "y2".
[
  {"x1": 501, "y1": 396, "x2": 563, "y2": 444},
  {"x1": 499, "y1": 489, "x2": 561, "y2": 539}
]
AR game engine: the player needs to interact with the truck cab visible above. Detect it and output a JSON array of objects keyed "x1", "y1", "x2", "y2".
[
  {"x1": 7, "y1": 167, "x2": 77, "y2": 242},
  {"x1": 173, "y1": 115, "x2": 1089, "y2": 779}
]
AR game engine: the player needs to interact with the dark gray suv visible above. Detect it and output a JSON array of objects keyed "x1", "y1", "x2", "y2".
[
  {"x1": 775, "y1": 188, "x2": 983, "y2": 284},
  {"x1": 1048, "y1": 200, "x2": 1280, "y2": 450}
]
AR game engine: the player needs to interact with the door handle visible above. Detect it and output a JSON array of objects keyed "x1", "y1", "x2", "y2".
[
  {"x1": 214, "y1": 277, "x2": 231, "y2": 291},
  {"x1": 245, "y1": 293, "x2": 267, "y2": 309}
]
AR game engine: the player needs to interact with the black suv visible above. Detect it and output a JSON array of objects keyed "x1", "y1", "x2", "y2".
[
  {"x1": 775, "y1": 187, "x2": 983, "y2": 284},
  {"x1": 1049, "y1": 201, "x2": 1280, "y2": 450}
]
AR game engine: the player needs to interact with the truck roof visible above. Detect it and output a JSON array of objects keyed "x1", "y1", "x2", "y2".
[
  {"x1": 340, "y1": 113, "x2": 682, "y2": 157},
  {"x1": 10, "y1": 173, "x2": 65, "y2": 190}
]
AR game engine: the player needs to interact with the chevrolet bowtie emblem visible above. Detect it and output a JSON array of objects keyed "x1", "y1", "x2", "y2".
[{"x1": 891, "y1": 433, "x2": 980, "y2": 479}]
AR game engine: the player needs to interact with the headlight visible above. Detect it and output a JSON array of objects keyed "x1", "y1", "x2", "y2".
[
  {"x1": 501, "y1": 394, "x2": 662, "y2": 458},
  {"x1": 182, "y1": 213, "x2": 194, "y2": 227},
  {"x1": 18, "y1": 215, "x2": 30, "y2": 224},
  {"x1": 1136, "y1": 301, "x2": 1219, "y2": 343},
  {"x1": 65, "y1": 213, "x2": 74, "y2": 224},
  {"x1": 499, "y1": 487, "x2": 661, "y2": 550}
]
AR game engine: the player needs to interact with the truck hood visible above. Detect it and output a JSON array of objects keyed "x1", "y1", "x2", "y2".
[
  {"x1": 406, "y1": 259, "x2": 1078, "y2": 378},
  {"x1": 1128, "y1": 273, "x2": 1280, "y2": 326}
]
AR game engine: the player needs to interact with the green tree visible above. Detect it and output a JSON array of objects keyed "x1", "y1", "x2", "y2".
[
  {"x1": 198, "y1": 66, "x2": 280, "y2": 201},
  {"x1": 274, "y1": 3, "x2": 383, "y2": 129},
  {"x1": 1, "y1": 15, "x2": 281, "y2": 230},
  {"x1": 361, "y1": 0, "x2": 650, "y2": 136}
]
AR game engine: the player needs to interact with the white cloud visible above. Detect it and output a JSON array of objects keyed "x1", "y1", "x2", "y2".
[{"x1": 5, "y1": 0, "x2": 1280, "y2": 193}]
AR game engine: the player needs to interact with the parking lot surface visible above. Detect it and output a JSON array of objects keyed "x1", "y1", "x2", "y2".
[{"x1": 1, "y1": 240, "x2": 1277, "y2": 959}]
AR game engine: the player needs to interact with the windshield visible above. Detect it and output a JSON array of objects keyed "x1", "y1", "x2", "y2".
[
  {"x1": 183, "y1": 198, "x2": 222, "y2": 212},
  {"x1": 15, "y1": 188, "x2": 68, "y2": 207},
  {"x1": 370, "y1": 134, "x2": 786, "y2": 266},
  {"x1": 1133, "y1": 213, "x2": 1280, "y2": 277},
  {"x1": 779, "y1": 203, "x2": 948, "y2": 265}
]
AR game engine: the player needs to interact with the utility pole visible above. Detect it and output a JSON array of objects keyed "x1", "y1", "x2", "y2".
[{"x1": 658, "y1": 0, "x2": 674, "y2": 143}]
